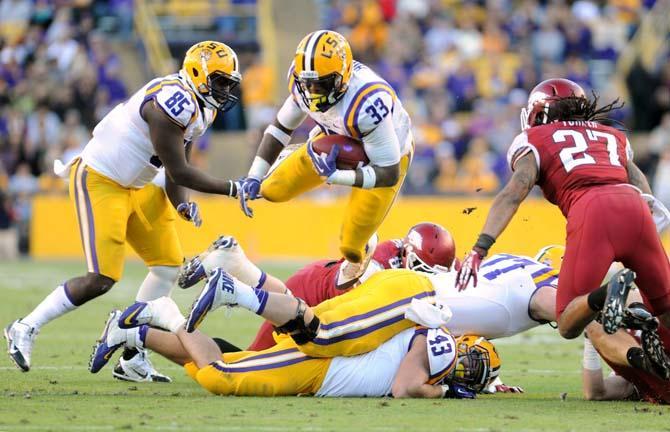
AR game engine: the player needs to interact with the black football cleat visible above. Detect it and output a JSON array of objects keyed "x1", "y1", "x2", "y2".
[
  {"x1": 621, "y1": 302, "x2": 658, "y2": 332},
  {"x1": 601, "y1": 268, "x2": 636, "y2": 334},
  {"x1": 641, "y1": 329, "x2": 670, "y2": 381}
]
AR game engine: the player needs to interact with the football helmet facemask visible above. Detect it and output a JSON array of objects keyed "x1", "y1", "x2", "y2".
[
  {"x1": 293, "y1": 30, "x2": 353, "y2": 112},
  {"x1": 182, "y1": 41, "x2": 241, "y2": 112},
  {"x1": 402, "y1": 222, "x2": 456, "y2": 274},
  {"x1": 520, "y1": 78, "x2": 586, "y2": 130},
  {"x1": 451, "y1": 335, "x2": 501, "y2": 393}
]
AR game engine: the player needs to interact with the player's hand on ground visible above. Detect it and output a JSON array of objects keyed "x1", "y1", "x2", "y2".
[
  {"x1": 494, "y1": 384, "x2": 525, "y2": 393},
  {"x1": 455, "y1": 249, "x2": 485, "y2": 291},
  {"x1": 442, "y1": 383, "x2": 476, "y2": 399},
  {"x1": 176, "y1": 202, "x2": 202, "y2": 227},
  {"x1": 307, "y1": 140, "x2": 339, "y2": 178}
]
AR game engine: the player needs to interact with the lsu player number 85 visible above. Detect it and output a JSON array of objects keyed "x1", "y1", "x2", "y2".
[
  {"x1": 237, "y1": 30, "x2": 414, "y2": 286},
  {"x1": 4, "y1": 41, "x2": 246, "y2": 380}
]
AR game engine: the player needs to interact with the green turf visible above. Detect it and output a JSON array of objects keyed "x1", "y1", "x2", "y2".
[{"x1": 1, "y1": 260, "x2": 669, "y2": 431}]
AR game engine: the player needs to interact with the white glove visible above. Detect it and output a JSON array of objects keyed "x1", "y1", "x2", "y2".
[
  {"x1": 404, "y1": 298, "x2": 452, "y2": 328},
  {"x1": 641, "y1": 193, "x2": 670, "y2": 233}
]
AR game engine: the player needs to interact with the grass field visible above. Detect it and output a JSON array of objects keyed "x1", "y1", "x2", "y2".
[{"x1": 1, "y1": 260, "x2": 669, "y2": 432}]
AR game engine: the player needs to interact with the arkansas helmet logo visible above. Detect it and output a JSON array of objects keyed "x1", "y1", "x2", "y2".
[{"x1": 407, "y1": 230, "x2": 423, "y2": 250}]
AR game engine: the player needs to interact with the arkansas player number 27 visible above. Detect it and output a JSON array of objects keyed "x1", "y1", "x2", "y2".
[{"x1": 553, "y1": 129, "x2": 621, "y2": 172}]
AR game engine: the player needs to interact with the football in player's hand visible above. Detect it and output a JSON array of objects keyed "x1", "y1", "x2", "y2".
[{"x1": 310, "y1": 134, "x2": 370, "y2": 170}]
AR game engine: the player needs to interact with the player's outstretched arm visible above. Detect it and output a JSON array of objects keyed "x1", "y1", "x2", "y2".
[
  {"x1": 626, "y1": 159, "x2": 652, "y2": 195},
  {"x1": 456, "y1": 152, "x2": 538, "y2": 289},
  {"x1": 581, "y1": 327, "x2": 636, "y2": 401},
  {"x1": 143, "y1": 102, "x2": 237, "y2": 196}
]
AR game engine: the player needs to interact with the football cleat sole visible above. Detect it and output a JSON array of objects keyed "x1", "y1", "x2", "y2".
[
  {"x1": 178, "y1": 256, "x2": 206, "y2": 289},
  {"x1": 89, "y1": 310, "x2": 124, "y2": 374},
  {"x1": 4, "y1": 322, "x2": 29, "y2": 372},
  {"x1": 601, "y1": 268, "x2": 636, "y2": 334},
  {"x1": 185, "y1": 268, "x2": 236, "y2": 333},
  {"x1": 641, "y1": 329, "x2": 670, "y2": 381}
]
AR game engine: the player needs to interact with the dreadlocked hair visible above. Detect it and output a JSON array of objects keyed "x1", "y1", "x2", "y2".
[{"x1": 545, "y1": 91, "x2": 625, "y2": 127}]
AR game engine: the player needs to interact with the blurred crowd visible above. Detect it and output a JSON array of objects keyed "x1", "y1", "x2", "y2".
[
  {"x1": 0, "y1": 0, "x2": 129, "y2": 256},
  {"x1": 321, "y1": 0, "x2": 670, "y2": 195}
]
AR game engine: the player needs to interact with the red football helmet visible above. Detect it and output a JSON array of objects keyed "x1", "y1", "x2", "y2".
[
  {"x1": 520, "y1": 78, "x2": 586, "y2": 130},
  {"x1": 402, "y1": 223, "x2": 456, "y2": 274}
]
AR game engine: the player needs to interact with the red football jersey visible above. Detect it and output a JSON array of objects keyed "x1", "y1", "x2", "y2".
[
  {"x1": 507, "y1": 121, "x2": 633, "y2": 216},
  {"x1": 372, "y1": 239, "x2": 403, "y2": 269}
]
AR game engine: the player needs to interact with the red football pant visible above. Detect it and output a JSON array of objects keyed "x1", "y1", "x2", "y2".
[{"x1": 556, "y1": 185, "x2": 670, "y2": 318}]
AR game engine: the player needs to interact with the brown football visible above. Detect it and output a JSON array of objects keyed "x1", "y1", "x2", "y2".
[{"x1": 311, "y1": 134, "x2": 370, "y2": 170}]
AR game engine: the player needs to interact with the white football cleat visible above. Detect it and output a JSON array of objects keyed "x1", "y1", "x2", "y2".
[
  {"x1": 89, "y1": 310, "x2": 126, "y2": 373},
  {"x1": 178, "y1": 236, "x2": 248, "y2": 289},
  {"x1": 113, "y1": 349, "x2": 171, "y2": 383},
  {"x1": 185, "y1": 268, "x2": 239, "y2": 332},
  {"x1": 4, "y1": 319, "x2": 38, "y2": 372},
  {"x1": 336, "y1": 233, "x2": 379, "y2": 289}
]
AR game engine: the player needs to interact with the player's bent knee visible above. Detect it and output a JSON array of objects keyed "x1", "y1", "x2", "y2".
[
  {"x1": 274, "y1": 299, "x2": 320, "y2": 345},
  {"x1": 558, "y1": 322, "x2": 581, "y2": 340},
  {"x1": 85, "y1": 273, "x2": 116, "y2": 297},
  {"x1": 339, "y1": 246, "x2": 362, "y2": 264}
]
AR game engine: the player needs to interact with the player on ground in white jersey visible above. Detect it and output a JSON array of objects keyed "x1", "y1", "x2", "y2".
[
  {"x1": 90, "y1": 296, "x2": 500, "y2": 398},
  {"x1": 237, "y1": 30, "x2": 414, "y2": 288},
  {"x1": 5, "y1": 41, "x2": 246, "y2": 380}
]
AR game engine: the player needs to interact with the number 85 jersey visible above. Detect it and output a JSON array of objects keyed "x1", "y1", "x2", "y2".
[
  {"x1": 507, "y1": 121, "x2": 633, "y2": 216},
  {"x1": 280, "y1": 61, "x2": 412, "y2": 166},
  {"x1": 80, "y1": 72, "x2": 215, "y2": 188}
]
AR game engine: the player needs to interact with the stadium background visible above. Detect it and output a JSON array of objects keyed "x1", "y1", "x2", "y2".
[{"x1": 1, "y1": 0, "x2": 669, "y2": 262}]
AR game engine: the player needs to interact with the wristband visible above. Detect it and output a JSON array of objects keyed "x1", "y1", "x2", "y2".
[
  {"x1": 583, "y1": 338, "x2": 602, "y2": 370},
  {"x1": 474, "y1": 233, "x2": 496, "y2": 253},
  {"x1": 227, "y1": 180, "x2": 237, "y2": 197},
  {"x1": 360, "y1": 165, "x2": 376, "y2": 189},
  {"x1": 248, "y1": 156, "x2": 271, "y2": 179},
  {"x1": 327, "y1": 169, "x2": 356, "y2": 186},
  {"x1": 264, "y1": 124, "x2": 291, "y2": 146}
]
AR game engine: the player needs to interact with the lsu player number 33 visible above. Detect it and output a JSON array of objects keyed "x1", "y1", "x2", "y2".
[
  {"x1": 238, "y1": 30, "x2": 413, "y2": 282},
  {"x1": 4, "y1": 41, "x2": 245, "y2": 379}
]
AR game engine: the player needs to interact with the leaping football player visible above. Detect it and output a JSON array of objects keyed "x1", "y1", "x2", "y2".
[
  {"x1": 4, "y1": 41, "x2": 247, "y2": 381},
  {"x1": 237, "y1": 30, "x2": 413, "y2": 288},
  {"x1": 455, "y1": 79, "x2": 670, "y2": 378}
]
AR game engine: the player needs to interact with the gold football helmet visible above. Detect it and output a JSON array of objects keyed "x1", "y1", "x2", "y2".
[
  {"x1": 293, "y1": 30, "x2": 353, "y2": 112},
  {"x1": 181, "y1": 41, "x2": 242, "y2": 112},
  {"x1": 534, "y1": 244, "x2": 565, "y2": 271},
  {"x1": 451, "y1": 335, "x2": 501, "y2": 392}
]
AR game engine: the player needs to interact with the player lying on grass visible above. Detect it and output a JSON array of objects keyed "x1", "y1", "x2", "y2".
[
  {"x1": 178, "y1": 222, "x2": 457, "y2": 351},
  {"x1": 90, "y1": 296, "x2": 500, "y2": 398},
  {"x1": 456, "y1": 78, "x2": 670, "y2": 345},
  {"x1": 582, "y1": 318, "x2": 670, "y2": 403}
]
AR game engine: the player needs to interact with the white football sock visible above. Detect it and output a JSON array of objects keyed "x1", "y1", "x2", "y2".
[
  {"x1": 123, "y1": 326, "x2": 145, "y2": 350},
  {"x1": 148, "y1": 297, "x2": 186, "y2": 333},
  {"x1": 22, "y1": 284, "x2": 76, "y2": 329},
  {"x1": 203, "y1": 246, "x2": 266, "y2": 289},
  {"x1": 136, "y1": 266, "x2": 178, "y2": 301},
  {"x1": 233, "y1": 278, "x2": 269, "y2": 314}
]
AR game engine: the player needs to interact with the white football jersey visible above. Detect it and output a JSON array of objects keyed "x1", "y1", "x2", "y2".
[
  {"x1": 281, "y1": 61, "x2": 412, "y2": 166},
  {"x1": 79, "y1": 72, "x2": 216, "y2": 188},
  {"x1": 427, "y1": 254, "x2": 558, "y2": 339},
  {"x1": 316, "y1": 327, "x2": 457, "y2": 397}
]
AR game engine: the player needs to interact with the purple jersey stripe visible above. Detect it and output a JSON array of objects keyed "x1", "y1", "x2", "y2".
[
  {"x1": 319, "y1": 289, "x2": 435, "y2": 331},
  {"x1": 80, "y1": 169, "x2": 100, "y2": 273},
  {"x1": 211, "y1": 355, "x2": 311, "y2": 373},
  {"x1": 351, "y1": 87, "x2": 394, "y2": 137},
  {"x1": 343, "y1": 82, "x2": 377, "y2": 136},
  {"x1": 479, "y1": 254, "x2": 516, "y2": 269},
  {"x1": 530, "y1": 267, "x2": 555, "y2": 279},
  {"x1": 232, "y1": 348, "x2": 299, "y2": 364},
  {"x1": 536, "y1": 276, "x2": 558, "y2": 288},
  {"x1": 312, "y1": 314, "x2": 406, "y2": 346}
]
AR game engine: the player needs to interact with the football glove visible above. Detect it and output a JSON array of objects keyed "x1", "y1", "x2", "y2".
[
  {"x1": 176, "y1": 202, "x2": 202, "y2": 227},
  {"x1": 441, "y1": 383, "x2": 476, "y2": 399},
  {"x1": 455, "y1": 248, "x2": 485, "y2": 291},
  {"x1": 307, "y1": 140, "x2": 339, "y2": 178},
  {"x1": 240, "y1": 176, "x2": 262, "y2": 200}
]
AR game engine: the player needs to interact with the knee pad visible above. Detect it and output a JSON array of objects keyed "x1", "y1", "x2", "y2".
[
  {"x1": 136, "y1": 266, "x2": 179, "y2": 301},
  {"x1": 274, "y1": 298, "x2": 320, "y2": 345}
]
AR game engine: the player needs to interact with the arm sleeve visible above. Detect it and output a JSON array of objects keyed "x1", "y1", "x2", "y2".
[
  {"x1": 276, "y1": 96, "x2": 307, "y2": 130},
  {"x1": 625, "y1": 137, "x2": 634, "y2": 161},
  {"x1": 146, "y1": 84, "x2": 198, "y2": 129},
  {"x1": 362, "y1": 115, "x2": 401, "y2": 167},
  {"x1": 507, "y1": 132, "x2": 540, "y2": 171}
]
